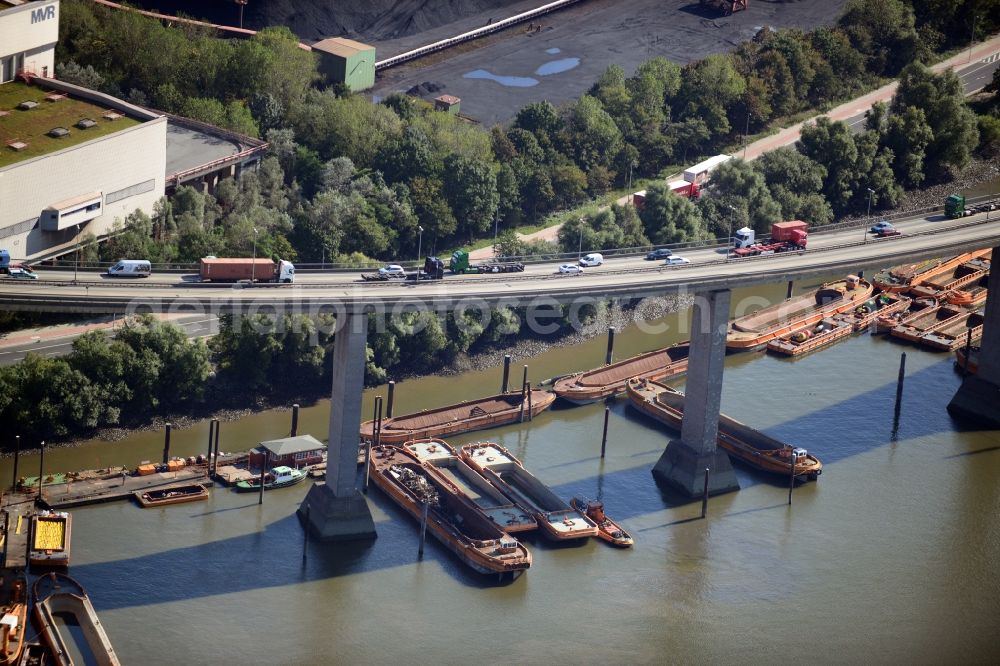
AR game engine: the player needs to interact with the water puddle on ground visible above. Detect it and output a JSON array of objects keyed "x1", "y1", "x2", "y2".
[
  {"x1": 463, "y1": 69, "x2": 539, "y2": 87},
  {"x1": 535, "y1": 57, "x2": 580, "y2": 76},
  {"x1": 546, "y1": 47, "x2": 562, "y2": 54}
]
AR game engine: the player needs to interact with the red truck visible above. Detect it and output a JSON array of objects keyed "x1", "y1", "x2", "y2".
[
  {"x1": 199, "y1": 257, "x2": 296, "y2": 283},
  {"x1": 732, "y1": 220, "x2": 808, "y2": 257}
]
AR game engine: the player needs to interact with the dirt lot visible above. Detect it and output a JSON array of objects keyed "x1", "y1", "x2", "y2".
[{"x1": 371, "y1": 0, "x2": 850, "y2": 125}]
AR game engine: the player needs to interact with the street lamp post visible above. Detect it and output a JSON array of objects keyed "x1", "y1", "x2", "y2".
[
  {"x1": 864, "y1": 188, "x2": 874, "y2": 242},
  {"x1": 493, "y1": 215, "x2": 499, "y2": 258},
  {"x1": 73, "y1": 224, "x2": 81, "y2": 284},
  {"x1": 727, "y1": 205, "x2": 736, "y2": 257},
  {"x1": 743, "y1": 111, "x2": 751, "y2": 160},
  {"x1": 578, "y1": 221, "x2": 584, "y2": 259},
  {"x1": 417, "y1": 226, "x2": 424, "y2": 262},
  {"x1": 251, "y1": 227, "x2": 258, "y2": 283}
]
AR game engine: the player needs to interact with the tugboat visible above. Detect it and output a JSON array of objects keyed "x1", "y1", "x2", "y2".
[
  {"x1": 234, "y1": 466, "x2": 306, "y2": 492},
  {"x1": 569, "y1": 497, "x2": 633, "y2": 548}
]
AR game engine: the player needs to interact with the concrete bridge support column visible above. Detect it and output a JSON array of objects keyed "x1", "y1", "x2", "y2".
[
  {"x1": 298, "y1": 311, "x2": 376, "y2": 541},
  {"x1": 652, "y1": 289, "x2": 739, "y2": 497},
  {"x1": 948, "y1": 246, "x2": 1000, "y2": 428}
]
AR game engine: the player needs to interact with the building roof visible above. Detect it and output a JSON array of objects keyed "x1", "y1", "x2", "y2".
[
  {"x1": 435, "y1": 95, "x2": 461, "y2": 105},
  {"x1": 0, "y1": 80, "x2": 143, "y2": 169},
  {"x1": 257, "y1": 434, "x2": 325, "y2": 456},
  {"x1": 312, "y1": 37, "x2": 374, "y2": 58}
]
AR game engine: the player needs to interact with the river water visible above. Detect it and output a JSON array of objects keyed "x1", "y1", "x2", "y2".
[{"x1": 3, "y1": 278, "x2": 998, "y2": 664}]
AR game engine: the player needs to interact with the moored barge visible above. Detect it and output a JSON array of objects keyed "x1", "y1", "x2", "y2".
[
  {"x1": 908, "y1": 254, "x2": 991, "y2": 300},
  {"x1": 552, "y1": 343, "x2": 690, "y2": 405},
  {"x1": 625, "y1": 379, "x2": 822, "y2": 480},
  {"x1": 460, "y1": 443, "x2": 599, "y2": 542},
  {"x1": 767, "y1": 318, "x2": 853, "y2": 357},
  {"x1": 0, "y1": 569, "x2": 27, "y2": 666},
  {"x1": 368, "y1": 445, "x2": 531, "y2": 579},
  {"x1": 32, "y1": 573, "x2": 120, "y2": 666},
  {"x1": 890, "y1": 304, "x2": 968, "y2": 344},
  {"x1": 569, "y1": 497, "x2": 633, "y2": 548},
  {"x1": 872, "y1": 249, "x2": 990, "y2": 293},
  {"x1": 404, "y1": 439, "x2": 536, "y2": 533},
  {"x1": 834, "y1": 292, "x2": 910, "y2": 332},
  {"x1": 955, "y1": 346, "x2": 979, "y2": 374},
  {"x1": 727, "y1": 276, "x2": 873, "y2": 351},
  {"x1": 873, "y1": 297, "x2": 938, "y2": 334},
  {"x1": 134, "y1": 484, "x2": 209, "y2": 508},
  {"x1": 28, "y1": 512, "x2": 71, "y2": 568},
  {"x1": 919, "y1": 311, "x2": 984, "y2": 351},
  {"x1": 360, "y1": 390, "x2": 555, "y2": 444}
]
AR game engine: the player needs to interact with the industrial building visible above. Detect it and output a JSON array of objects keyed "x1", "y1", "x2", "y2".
[
  {"x1": 0, "y1": 0, "x2": 267, "y2": 262},
  {"x1": 313, "y1": 37, "x2": 376, "y2": 92}
]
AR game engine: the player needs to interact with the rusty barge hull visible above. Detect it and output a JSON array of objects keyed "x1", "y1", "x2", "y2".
[{"x1": 552, "y1": 343, "x2": 690, "y2": 405}]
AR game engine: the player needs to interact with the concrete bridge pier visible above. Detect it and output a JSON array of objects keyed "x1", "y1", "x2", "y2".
[
  {"x1": 948, "y1": 246, "x2": 1000, "y2": 428},
  {"x1": 298, "y1": 311, "x2": 377, "y2": 541},
  {"x1": 653, "y1": 289, "x2": 739, "y2": 497}
]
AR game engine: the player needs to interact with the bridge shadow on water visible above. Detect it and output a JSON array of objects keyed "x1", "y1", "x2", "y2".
[{"x1": 77, "y1": 359, "x2": 967, "y2": 610}]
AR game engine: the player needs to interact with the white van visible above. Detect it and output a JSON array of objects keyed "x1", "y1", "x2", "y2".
[
  {"x1": 107, "y1": 259, "x2": 151, "y2": 277},
  {"x1": 579, "y1": 253, "x2": 603, "y2": 267}
]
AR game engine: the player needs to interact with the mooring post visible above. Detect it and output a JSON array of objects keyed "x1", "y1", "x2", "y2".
[
  {"x1": 418, "y1": 500, "x2": 430, "y2": 557},
  {"x1": 521, "y1": 365, "x2": 528, "y2": 399},
  {"x1": 501, "y1": 355, "x2": 511, "y2": 393},
  {"x1": 700, "y1": 467, "x2": 709, "y2": 519},
  {"x1": 526, "y1": 378, "x2": 534, "y2": 422},
  {"x1": 12, "y1": 435, "x2": 20, "y2": 491},
  {"x1": 290, "y1": 404, "x2": 300, "y2": 437},
  {"x1": 213, "y1": 420, "x2": 221, "y2": 476},
  {"x1": 302, "y1": 505, "x2": 310, "y2": 563},
  {"x1": 605, "y1": 326, "x2": 616, "y2": 365},
  {"x1": 386, "y1": 381, "x2": 395, "y2": 418},
  {"x1": 788, "y1": 451, "x2": 797, "y2": 505},
  {"x1": 258, "y1": 466, "x2": 266, "y2": 505},
  {"x1": 37, "y1": 441, "x2": 45, "y2": 502},
  {"x1": 162, "y1": 423, "x2": 172, "y2": 465},
  {"x1": 786, "y1": 280, "x2": 794, "y2": 299},
  {"x1": 893, "y1": 352, "x2": 907, "y2": 429},
  {"x1": 962, "y1": 328, "x2": 973, "y2": 377},
  {"x1": 206, "y1": 420, "x2": 215, "y2": 466},
  {"x1": 2, "y1": 512, "x2": 7, "y2": 568},
  {"x1": 600, "y1": 407, "x2": 610, "y2": 458},
  {"x1": 374, "y1": 396, "x2": 384, "y2": 447}
]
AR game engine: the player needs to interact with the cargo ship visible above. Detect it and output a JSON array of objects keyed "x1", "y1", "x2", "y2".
[
  {"x1": 919, "y1": 310, "x2": 984, "y2": 351},
  {"x1": 403, "y1": 439, "x2": 536, "y2": 533},
  {"x1": 873, "y1": 297, "x2": 938, "y2": 334},
  {"x1": 460, "y1": 443, "x2": 599, "y2": 542},
  {"x1": 28, "y1": 512, "x2": 71, "y2": 568},
  {"x1": 833, "y1": 292, "x2": 910, "y2": 332},
  {"x1": 890, "y1": 304, "x2": 968, "y2": 344},
  {"x1": 360, "y1": 390, "x2": 555, "y2": 444},
  {"x1": 872, "y1": 249, "x2": 990, "y2": 293},
  {"x1": 625, "y1": 379, "x2": 822, "y2": 480},
  {"x1": 32, "y1": 573, "x2": 121, "y2": 666},
  {"x1": 552, "y1": 342, "x2": 689, "y2": 405},
  {"x1": 766, "y1": 318, "x2": 854, "y2": 357},
  {"x1": 908, "y1": 254, "x2": 990, "y2": 300},
  {"x1": 727, "y1": 276, "x2": 873, "y2": 351},
  {"x1": 368, "y1": 445, "x2": 531, "y2": 579}
]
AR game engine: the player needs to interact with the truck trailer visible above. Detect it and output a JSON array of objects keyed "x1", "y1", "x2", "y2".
[
  {"x1": 449, "y1": 250, "x2": 525, "y2": 274},
  {"x1": 199, "y1": 257, "x2": 295, "y2": 283},
  {"x1": 361, "y1": 257, "x2": 445, "y2": 281},
  {"x1": 732, "y1": 220, "x2": 808, "y2": 257}
]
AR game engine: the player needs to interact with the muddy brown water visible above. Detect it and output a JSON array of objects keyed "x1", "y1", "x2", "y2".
[{"x1": 2, "y1": 278, "x2": 998, "y2": 663}]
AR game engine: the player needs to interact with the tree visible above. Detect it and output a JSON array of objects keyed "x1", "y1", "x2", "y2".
[
  {"x1": 882, "y1": 105, "x2": 934, "y2": 188},
  {"x1": 839, "y1": 0, "x2": 921, "y2": 76},
  {"x1": 637, "y1": 182, "x2": 708, "y2": 245},
  {"x1": 563, "y1": 95, "x2": 623, "y2": 171},
  {"x1": 798, "y1": 117, "x2": 861, "y2": 213},
  {"x1": 703, "y1": 159, "x2": 783, "y2": 232},
  {"x1": 443, "y1": 155, "x2": 499, "y2": 239},
  {"x1": 754, "y1": 147, "x2": 833, "y2": 224}
]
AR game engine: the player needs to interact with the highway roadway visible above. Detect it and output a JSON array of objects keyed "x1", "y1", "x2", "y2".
[{"x1": 3, "y1": 207, "x2": 999, "y2": 313}]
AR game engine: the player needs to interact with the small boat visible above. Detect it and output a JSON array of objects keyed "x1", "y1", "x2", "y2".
[
  {"x1": 890, "y1": 304, "x2": 968, "y2": 344},
  {"x1": 625, "y1": 379, "x2": 822, "y2": 481},
  {"x1": 833, "y1": 292, "x2": 910, "y2": 332},
  {"x1": 552, "y1": 342, "x2": 690, "y2": 405},
  {"x1": 873, "y1": 297, "x2": 938, "y2": 334},
  {"x1": 134, "y1": 484, "x2": 209, "y2": 508},
  {"x1": 404, "y1": 439, "x2": 536, "y2": 533},
  {"x1": 727, "y1": 276, "x2": 873, "y2": 351},
  {"x1": 569, "y1": 497, "x2": 633, "y2": 548},
  {"x1": 767, "y1": 317, "x2": 853, "y2": 356},
  {"x1": 29, "y1": 512, "x2": 71, "y2": 568},
  {"x1": 459, "y1": 443, "x2": 599, "y2": 542},
  {"x1": 368, "y1": 445, "x2": 531, "y2": 579},
  {"x1": 872, "y1": 249, "x2": 991, "y2": 293},
  {"x1": 234, "y1": 466, "x2": 306, "y2": 492},
  {"x1": 955, "y1": 346, "x2": 979, "y2": 374},
  {"x1": 32, "y1": 573, "x2": 120, "y2": 666},
  {"x1": 0, "y1": 569, "x2": 27, "y2": 666},
  {"x1": 360, "y1": 390, "x2": 556, "y2": 444},
  {"x1": 919, "y1": 310, "x2": 984, "y2": 351},
  {"x1": 908, "y1": 255, "x2": 990, "y2": 300},
  {"x1": 15, "y1": 642, "x2": 47, "y2": 666}
]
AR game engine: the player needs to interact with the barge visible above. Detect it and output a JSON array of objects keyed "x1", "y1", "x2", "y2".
[
  {"x1": 946, "y1": 273, "x2": 990, "y2": 308},
  {"x1": 404, "y1": 439, "x2": 536, "y2": 533},
  {"x1": 28, "y1": 512, "x2": 71, "y2": 568},
  {"x1": 368, "y1": 445, "x2": 531, "y2": 579},
  {"x1": 766, "y1": 318, "x2": 853, "y2": 357},
  {"x1": 625, "y1": 379, "x2": 822, "y2": 480},
  {"x1": 459, "y1": 443, "x2": 598, "y2": 542},
  {"x1": 32, "y1": 573, "x2": 120, "y2": 666},
  {"x1": 727, "y1": 276, "x2": 873, "y2": 351},
  {"x1": 908, "y1": 254, "x2": 991, "y2": 300},
  {"x1": 0, "y1": 570, "x2": 26, "y2": 666},
  {"x1": 833, "y1": 292, "x2": 910, "y2": 332},
  {"x1": 569, "y1": 497, "x2": 633, "y2": 548},
  {"x1": 955, "y1": 346, "x2": 979, "y2": 374},
  {"x1": 360, "y1": 390, "x2": 555, "y2": 444},
  {"x1": 872, "y1": 249, "x2": 990, "y2": 293},
  {"x1": 552, "y1": 343, "x2": 689, "y2": 405},
  {"x1": 134, "y1": 484, "x2": 209, "y2": 508},
  {"x1": 919, "y1": 311, "x2": 984, "y2": 351},
  {"x1": 890, "y1": 304, "x2": 968, "y2": 344},
  {"x1": 873, "y1": 297, "x2": 938, "y2": 334}
]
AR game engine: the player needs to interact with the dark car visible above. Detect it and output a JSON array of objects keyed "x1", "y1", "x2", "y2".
[{"x1": 645, "y1": 248, "x2": 673, "y2": 260}]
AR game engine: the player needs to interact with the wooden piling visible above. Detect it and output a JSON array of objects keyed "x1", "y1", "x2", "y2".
[
  {"x1": 788, "y1": 451, "x2": 797, "y2": 505},
  {"x1": 700, "y1": 467, "x2": 709, "y2": 518},
  {"x1": 212, "y1": 420, "x2": 221, "y2": 476},
  {"x1": 374, "y1": 396, "x2": 384, "y2": 447},
  {"x1": 290, "y1": 404, "x2": 300, "y2": 437},
  {"x1": 386, "y1": 381, "x2": 395, "y2": 418},
  {"x1": 258, "y1": 466, "x2": 266, "y2": 505},
  {"x1": 526, "y1": 378, "x2": 533, "y2": 422},
  {"x1": 302, "y1": 505, "x2": 310, "y2": 563},
  {"x1": 962, "y1": 328, "x2": 973, "y2": 377},
  {"x1": 11, "y1": 435, "x2": 20, "y2": 490},
  {"x1": 605, "y1": 326, "x2": 616, "y2": 365},
  {"x1": 206, "y1": 420, "x2": 215, "y2": 465},
  {"x1": 162, "y1": 423, "x2": 172, "y2": 465},
  {"x1": 501, "y1": 355, "x2": 511, "y2": 393},
  {"x1": 893, "y1": 352, "x2": 906, "y2": 428},
  {"x1": 600, "y1": 407, "x2": 610, "y2": 458},
  {"x1": 521, "y1": 365, "x2": 528, "y2": 398},
  {"x1": 786, "y1": 280, "x2": 794, "y2": 299},
  {"x1": 38, "y1": 441, "x2": 45, "y2": 502},
  {"x1": 418, "y1": 500, "x2": 429, "y2": 556}
]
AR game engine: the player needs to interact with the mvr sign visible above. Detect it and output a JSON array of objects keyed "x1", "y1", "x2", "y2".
[{"x1": 31, "y1": 5, "x2": 56, "y2": 23}]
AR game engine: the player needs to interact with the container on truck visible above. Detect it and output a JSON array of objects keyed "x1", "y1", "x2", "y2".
[
  {"x1": 449, "y1": 249, "x2": 524, "y2": 274},
  {"x1": 106, "y1": 259, "x2": 151, "y2": 277},
  {"x1": 199, "y1": 257, "x2": 295, "y2": 283},
  {"x1": 732, "y1": 220, "x2": 808, "y2": 257}
]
